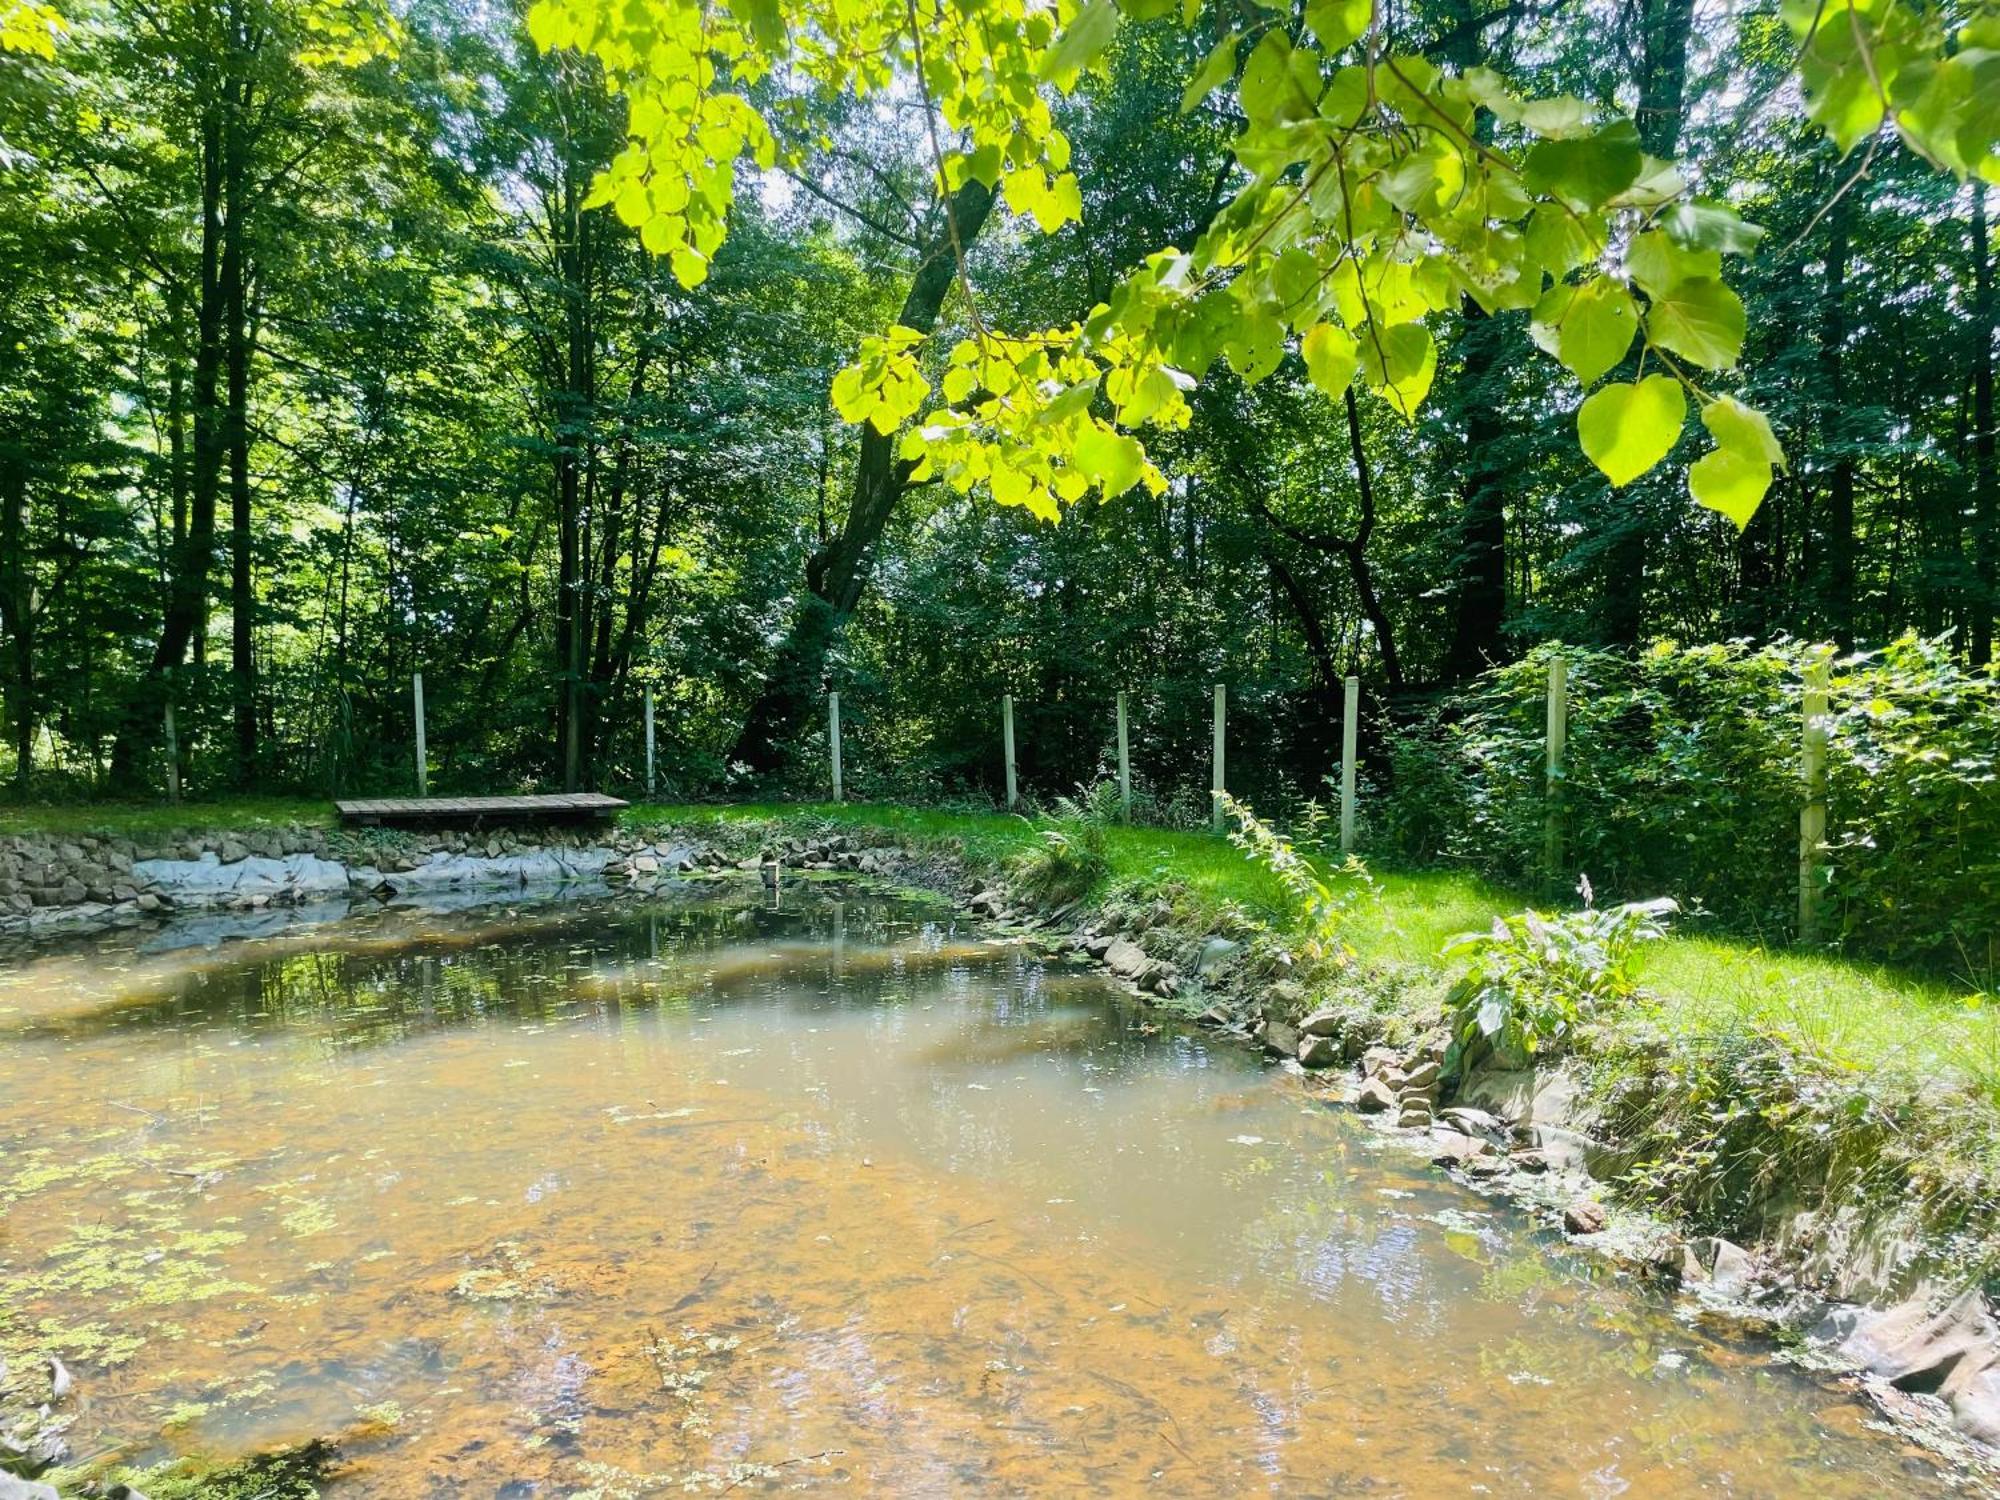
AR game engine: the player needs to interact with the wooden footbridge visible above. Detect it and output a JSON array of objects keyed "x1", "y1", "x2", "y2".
[{"x1": 335, "y1": 793, "x2": 627, "y2": 829}]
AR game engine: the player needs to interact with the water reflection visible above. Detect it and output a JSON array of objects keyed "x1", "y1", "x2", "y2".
[{"x1": 0, "y1": 888, "x2": 1968, "y2": 1496}]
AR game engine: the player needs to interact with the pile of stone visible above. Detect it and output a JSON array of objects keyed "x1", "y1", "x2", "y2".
[{"x1": 748, "y1": 833, "x2": 890, "y2": 874}]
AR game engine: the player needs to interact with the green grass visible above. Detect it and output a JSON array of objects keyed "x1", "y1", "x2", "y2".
[{"x1": 0, "y1": 797, "x2": 332, "y2": 840}]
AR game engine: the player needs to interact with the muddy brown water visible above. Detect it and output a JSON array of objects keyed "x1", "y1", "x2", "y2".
[{"x1": 0, "y1": 888, "x2": 1969, "y2": 1496}]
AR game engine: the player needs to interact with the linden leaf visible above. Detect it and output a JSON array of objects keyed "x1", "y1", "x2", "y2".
[
  {"x1": 1303, "y1": 0, "x2": 1370, "y2": 54},
  {"x1": 1688, "y1": 446, "x2": 1772, "y2": 529},
  {"x1": 1646, "y1": 276, "x2": 1745, "y2": 370},
  {"x1": 1522, "y1": 118, "x2": 1644, "y2": 210},
  {"x1": 1301, "y1": 322, "x2": 1359, "y2": 399},
  {"x1": 1578, "y1": 374, "x2": 1686, "y2": 487},
  {"x1": 1181, "y1": 30, "x2": 1240, "y2": 114},
  {"x1": 1554, "y1": 276, "x2": 1637, "y2": 388},
  {"x1": 1040, "y1": 0, "x2": 1120, "y2": 87},
  {"x1": 1359, "y1": 322, "x2": 1435, "y2": 420},
  {"x1": 1074, "y1": 424, "x2": 1147, "y2": 497},
  {"x1": 1700, "y1": 395, "x2": 1787, "y2": 471}
]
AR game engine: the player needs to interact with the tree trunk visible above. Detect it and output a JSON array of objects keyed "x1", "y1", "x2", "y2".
[
  {"x1": 1436, "y1": 2, "x2": 1511, "y2": 677},
  {"x1": 553, "y1": 151, "x2": 596, "y2": 791},
  {"x1": 727, "y1": 179, "x2": 997, "y2": 773},
  {"x1": 0, "y1": 461, "x2": 30, "y2": 792},
  {"x1": 1972, "y1": 184, "x2": 1996, "y2": 665},
  {"x1": 225, "y1": 72, "x2": 257, "y2": 783},
  {"x1": 1816, "y1": 183, "x2": 1857, "y2": 643},
  {"x1": 110, "y1": 93, "x2": 228, "y2": 787},
  {"x1": 1341, "y1": 388, "x2": 1404, "y2": 688},
  {"x1": 1443, "y1": 303, "x2": 1507, "y2": 677}
]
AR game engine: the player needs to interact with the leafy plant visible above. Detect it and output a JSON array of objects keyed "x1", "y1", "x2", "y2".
[
  {"x1": 1443, "y1": 895, "x2": 1677, "y2": 1062},
  {"x1": 1220, "y1": 792, "x2": 1371, "y2": 964},
  {"x1": 1006, "y1": 781, "x2": 1116, "y2": 904}
]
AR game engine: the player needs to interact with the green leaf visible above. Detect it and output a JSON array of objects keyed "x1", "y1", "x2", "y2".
[
  {"x1": 1303, "y1": 0, "x2": 1370, "y2": 54},
  {"x1": 1663, "y1": 200, "x2": 1766, "y2": 256},
  {"x1": 1181, "y1": 30, "x2": 1240, "y2": 114},
  {"x1": 1074, "y1": 424, "x2": 1147, "y2": 497},
  {"x1": 1522, "y1": 118, "x2": 1643, "y2": 210},
  {"x1": 1700, "y1": 395, "x2": 1786, "y2": 471},
  {"x1": 525, "y1": 0, "x2": 562, "y2": 50},
  {"x1": 1645, "y1": 276, "x2": 1745, "y2": 370},
  {"x1": 1039, "y1": 0, "x2": 1120, "y2": 86},
  {"x1": 1360, "y1": 322, "x2": 1436, "y2": 419},
  {"x1": 1688, "y1": 446, "x2": 1772, "y2": 529},
  {"x1": 1302, "y1": 322, "x2": 1358, "y2": 398},
  {"x1": 1578, "y1": 374, "x2": 1686, "y2": 487},
  {"x1": 1626, "y1": 230, "x2": 1720, "y2": 299},
  {"x1": 1223, "y1": 297, "x2": 1286, "y2": 384},
  {"x1": 1554, "y1": 276, "x2": 1637, "y2": 388},
  {"x1": 965, "y1": 142, "x2": 1004, "y2": 188}
]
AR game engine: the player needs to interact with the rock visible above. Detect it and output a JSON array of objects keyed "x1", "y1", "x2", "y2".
[
  {"x1": 1563, "y1": 1200, "x2": 1609, "y2": 1236},
  {"x1": 1297, "y1": 1033, "x2": 1339, "y2": 1068},
  {"x1": 1440, "y1": 1106, "x2": 1509, "y2": 1143},
  {"x1": 1299, "y1": 1009, "x2": 1345, "y2": 1038},
  {"x1": 218, "y1": 838, "x2": 249, "y2": 864},
  {"x1": 1508, "y1": 1148, "x2": 1551, "y2": 1174},
  {"x1": 1258, "y1": 1019, "x2": 1301, "y2": 1058},
  {"x1": 1196, "y1": 1004, "x2": 1235, "y2": 1028},
  {"x1": 1196, "y1": 937, "x2": 1243, "y2": 976},
  {"x1": 0, "y1": 1475, "x2": 61, "y2": 1500},
  {"x1": 1355, "y1": 1077, "x2": 1397, "y2": 1114},
  {"x1": 1400, "y1": 1059, "x2": 1441, "y2": 1092},
  {"x1": 1689, "y1": 1236, "x2": 1757, "y2": 1296},
  {"x1": 1397, "y1": 1102, "x2": 1434, "y2": 1129},
  {"x1": 1815, "y1": 1288, "x2": 2000, "y2": 1444},
  {"x1": 1430, "y1": 1130, "x2": 1497, "y2": 1166},
  {"x1": 58, "y1": 877, "x2": 87, "y2": 904},
  {"x1": 1360, "y1": 1045, "x2": 1405, "y2": 1079},
  {"x1": 1104, "y1": 938, "x2": 1157, "y2": 983},
  {"x1": 1458, "y1": 1067, "x2": 1579, "y2": 1128}
]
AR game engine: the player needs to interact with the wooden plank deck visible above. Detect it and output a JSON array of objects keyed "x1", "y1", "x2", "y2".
[{"x1": 335, "y1": 792, "x2": 628, "y2": 827}]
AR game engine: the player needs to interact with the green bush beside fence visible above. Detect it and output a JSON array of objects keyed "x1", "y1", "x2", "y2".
[{"x1": 1380, "y1": 635, "x2": 2000, "y2": 982}]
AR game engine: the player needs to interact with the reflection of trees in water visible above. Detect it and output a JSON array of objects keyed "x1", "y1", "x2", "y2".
[{"x1": 5, "y1": 893, "x2": 1001, "y2": 1050}]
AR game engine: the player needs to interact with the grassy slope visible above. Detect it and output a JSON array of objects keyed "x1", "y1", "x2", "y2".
[{"x1": 4, "y1": 795, "x2": 1993, "y2": 1101}]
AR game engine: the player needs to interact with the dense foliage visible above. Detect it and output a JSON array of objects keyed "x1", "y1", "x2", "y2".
[
  {"x1": 1383, "y1": 637, "x2": 2000, "y2": 979},
  {"x1": 1, "y1": 0, "x2": 1998, "y2": 987}
]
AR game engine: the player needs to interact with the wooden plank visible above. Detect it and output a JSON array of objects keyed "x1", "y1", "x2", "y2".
[{"x1": 335, "y1": 792, "x2": 627, "y2": 827}]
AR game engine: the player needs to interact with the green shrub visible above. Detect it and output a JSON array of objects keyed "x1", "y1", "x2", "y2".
[
  {"x1": 1382, "y1": 635, "x2": 2000, "y2": 980},
  {"x1": 1006, "y1": 782, "x2": 1117, "y2": 904},
  {"x1": 1219, "y1": 792, "x2": 1372, "y2": 964},
  {"x1": 1443, "y1": 896, "x2": 1676, "y2": 1062}
]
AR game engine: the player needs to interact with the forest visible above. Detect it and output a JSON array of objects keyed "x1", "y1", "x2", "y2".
[{"x1": 0, "y1": 0, "x2": 1994, "y2": 817}]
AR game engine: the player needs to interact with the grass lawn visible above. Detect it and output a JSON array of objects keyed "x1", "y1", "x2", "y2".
[{"x1": 0, "y1": 796, "x2": 333, "y2": 840}]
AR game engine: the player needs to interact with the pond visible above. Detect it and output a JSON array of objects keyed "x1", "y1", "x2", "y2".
[{"x1": 0, "y1": 886, "x2": 1966, "y2": 1496}]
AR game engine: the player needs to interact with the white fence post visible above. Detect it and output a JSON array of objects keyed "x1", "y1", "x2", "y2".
[
  {"x1": 1211, "y1": 683, "x2": 1226, "y2": 834},
  {"x1": 643, "y1": 685, "x2": 656, "y2": 799},
  {"x1": 1116, "y1": 690, "x2": 1131, "y2": 823},
  {"x1": 1544, "y1": 655, "x2": 1566, "y2": 885},
  {"x1": 829, "y1": 691, "x2": 843, "y2": 803},
  {"x1": 1002, "y1": 693, "x2": 1018, "y2": 810},
  {"x1": 1799, "y1": 651, "x2": 1831, "y2": 944},
  {"x1": 413, "y1": 672, "x2": 428, "y2": 798},
  {"x1": 1340, "y1": 675, "x2": 1359, "y2": 856}
]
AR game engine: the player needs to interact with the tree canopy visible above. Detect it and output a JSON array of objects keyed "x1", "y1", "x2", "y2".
[{"x1": 0, "y1": 0, "x2": 1996, "y2": 807}]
